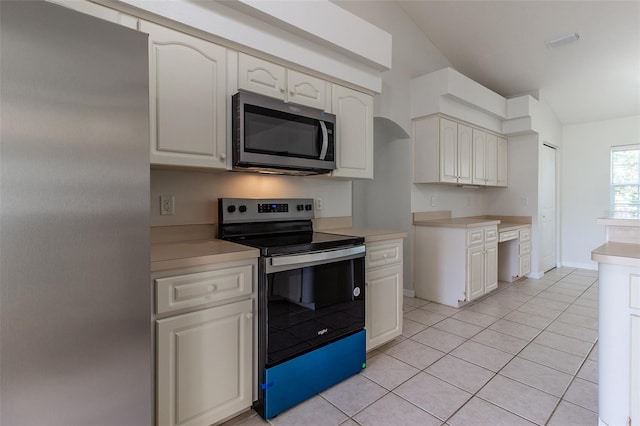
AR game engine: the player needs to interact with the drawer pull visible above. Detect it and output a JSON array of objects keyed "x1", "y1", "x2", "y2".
[
  {"x1": 246, "y1": 313, "x2": 254, "y2": 319},
  {"x1": 208, "y1": 285, "x2": 217, "y2": 293}
]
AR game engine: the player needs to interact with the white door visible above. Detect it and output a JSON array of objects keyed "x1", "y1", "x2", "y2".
[{"x1": 540, "y1": 144, "x2": 557, "y2": 272}]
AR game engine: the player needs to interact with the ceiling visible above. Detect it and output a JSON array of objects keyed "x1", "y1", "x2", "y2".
[{"x1": 395, "y1": 0, "x2": 640, "y2": 125}]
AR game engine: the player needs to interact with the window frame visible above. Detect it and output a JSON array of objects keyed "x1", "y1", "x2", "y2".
[{"x1": 610, "y1": 144, "x2": 640, "y2": 218}]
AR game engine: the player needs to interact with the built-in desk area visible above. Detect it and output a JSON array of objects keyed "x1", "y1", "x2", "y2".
[{"x1": 413, "y1": 212, "x2": 531, "y2": 308}]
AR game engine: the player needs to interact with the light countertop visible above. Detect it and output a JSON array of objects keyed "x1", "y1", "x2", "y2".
[
  {"x1": 413, "y1": 217, "x2": 500, "y2": 229},
  {"x1": 151, "y1": 239, "x2": 259, "y2": 272},
  {"x1": 591, "y1": 242, "x2": 640, "y2": 268}
]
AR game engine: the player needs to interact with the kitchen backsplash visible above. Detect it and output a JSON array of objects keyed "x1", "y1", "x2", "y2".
[{"x1": 150, "y1": 169, "x2": 352, "y2": 227}]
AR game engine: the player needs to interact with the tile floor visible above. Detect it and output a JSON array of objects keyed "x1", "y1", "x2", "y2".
[{"x1": 224, "y1": 267, "x2": 599, "y2": 426}]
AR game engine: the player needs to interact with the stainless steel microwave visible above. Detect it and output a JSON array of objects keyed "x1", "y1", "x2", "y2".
[{"x1": 232, "y1": 91, "x2": 336, "y2": 175}]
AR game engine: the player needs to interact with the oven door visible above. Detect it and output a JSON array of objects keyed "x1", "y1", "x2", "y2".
[{"x1": 262, "y1": 246, "x2": 365, "y2": 367}]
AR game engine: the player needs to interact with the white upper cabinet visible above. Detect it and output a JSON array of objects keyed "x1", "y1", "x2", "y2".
[
  {"x1": 497, "y1": 136, "x2": 508, "y2": 187},
  {"x1": 330, "y1": 85, "x2": 374, "y2": 179},
  {"x1": 472, "y1": 129, "x2": 487, "y2": 185},
  {"x1": 238, "y1": 53, "x2": 327, "y2": 110},
  {"x1": 413, "y1": 116, "x2": 473, "y2": 185},
  {"x1": 484, "y1": 132, "x2": 498, "y2": 186},
  {"x1": 415, "y1": 115, "x2": 506, "y2": 187},
  {"x1": 141, "y1": 21, "x2": 227, "y2": 170},
  {"x1": 439, "y1": 118, "x2": 458, "y2": 183},
  {"x1": 457, "y1": 124, "x2": 473, "y2": 185}
]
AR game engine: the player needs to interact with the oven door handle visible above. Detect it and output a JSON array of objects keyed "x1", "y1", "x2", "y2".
[{"x1": 270, "y1": 245, "x2": 365, "y2": 267}]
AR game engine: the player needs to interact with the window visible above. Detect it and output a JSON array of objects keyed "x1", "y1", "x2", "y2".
[{"x1": 611, "y1": 144, "x2": 640, "y2": 218}]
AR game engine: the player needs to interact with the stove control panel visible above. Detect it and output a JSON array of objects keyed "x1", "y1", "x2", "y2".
[{"x1": 219, "y1": 198, "x2": 314, "y2": 223}]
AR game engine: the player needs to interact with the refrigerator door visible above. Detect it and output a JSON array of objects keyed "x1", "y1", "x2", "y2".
[{"x1": 0, "y1": 2, "x2": 151, "y2": 425}]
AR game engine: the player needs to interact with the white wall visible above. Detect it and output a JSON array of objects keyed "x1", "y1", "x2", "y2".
[
  {"x1": 335, "y1": 0, "x2": 451, "y2": 292},
  {"x1": 151, "y1": 170, "x2": 351, "y2": 227},
  {"x1": 561, "y1": 115, "x2": 640, "y2": 269}
]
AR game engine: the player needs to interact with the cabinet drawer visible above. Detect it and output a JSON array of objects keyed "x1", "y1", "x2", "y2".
[
  {"x1": 519, "y1": 241, "x2": 531, "y2": 255},
  {"x1": 499, "y1": 230, "x2": 518, "y2": 242},
  {"x1": 366, "y1": 240, "x2": 402, "y2": 269},
  {"x1": 631, "y1": 274, "x2": 640, "y2": 309},
  {"x1": 484, "y1": 227, "x2": 498, "y2": 243},
  {"x1": 156, "y1": 264, "x2": 253, "y2": 315},
  {"x1": 467, "y1": 229, "x2": 484, "y2": 246},
  {"x1": 519, "y1": 227, "x2": 531, "y2": 242}
]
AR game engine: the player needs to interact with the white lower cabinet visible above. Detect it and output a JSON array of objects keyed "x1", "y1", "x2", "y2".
[
  {"x1": 154, "y1": 258, "x2": 256, "y2": 426},
  {"x1": 632, "y1": 313, "x2": 639, "y2": 425},
  {"x1": 156, "y1": 299, "x2": 253, "y2": 426},
  {"x1": 365, "y1": 239, "x2": 403, "y2": 351},
  {"x1": 414, "y1": 225, "x2": 498, "y2": 307}
]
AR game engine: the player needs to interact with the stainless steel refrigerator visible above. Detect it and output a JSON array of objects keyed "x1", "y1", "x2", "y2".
[{"x1": 0, "y1": 2, "x2": 152, "y2": 425}]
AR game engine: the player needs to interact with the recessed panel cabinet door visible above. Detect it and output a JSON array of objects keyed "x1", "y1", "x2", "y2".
[
  {"x1": 156, "y1": 299, "x2": 253, "y2": 426},
  {"x1": 366, "y1": 265, "x2": 403, "y2": 351},
  {"x1": 287, "y1": 69, "x2": 326, "y2": 110},
  {"x1": 439, "y1": 118, "x2": 458, "y2": 183},
  {"x1": 467, "y1": 245, "x2": 485, "y2": 301},
  {"x1": 141, "y1": 21, "x2": 227, "y2": 169},
  {"x1": 485, "y1": 133, "x2": 498, "y2": 186},
  {"x1": 497, "y1": 137, "x2": 508, "y2": 187},
  {"x1": 238, "y1": 53, "x2": 286, "y2": 100},
  {"x1": 484, "y1": 244, "x2": 498, "y2": 292},
  {"x1": 457, "y1": 124, "x2": 473, "y2": 184},
  {"x1": 331, "y1": 86, "x2": 373, "y2": 179},
  {"x1": 472, "y1": 129, "x2": 486, "y2": 185}
]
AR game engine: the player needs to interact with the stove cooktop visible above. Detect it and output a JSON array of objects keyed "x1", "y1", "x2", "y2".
[
  {"x1": 218, "y1": 198, "x2": 364, "y2": 256},
  {"x1": 226, "y1": 231, "x2": 363, "y2": 256}
]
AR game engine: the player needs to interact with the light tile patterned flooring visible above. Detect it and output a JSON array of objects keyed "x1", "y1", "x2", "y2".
[{"x1": 225, "y1": 267, "x2": 599, "y2": 426}]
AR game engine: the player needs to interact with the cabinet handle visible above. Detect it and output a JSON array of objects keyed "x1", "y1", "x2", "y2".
[
  {"x1": 246, "y1": 313, "x2": 254, "y2": 319},
  {"x1": 279, "y1": 87, "x2": 285, "y2": 94},
  {"x1": 220, "y1": 153, "x2": 226, "y2": 161},
  {"x1": 207, "y1": 285, "x2": 217, "y2": 293}
]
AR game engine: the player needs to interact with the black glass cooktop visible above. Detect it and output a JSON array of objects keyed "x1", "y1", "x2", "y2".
[{"x1": 226, "y1": 231, "x2": 363, "y2": 256}]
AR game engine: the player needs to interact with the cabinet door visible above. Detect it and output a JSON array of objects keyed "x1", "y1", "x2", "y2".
[
  {"x1": 287, "y1": 69, "x2": 326, "y2": 110},
  {"x1": 457, "y1": 124, "x2": 473, "y2": 184},
  {"x1": 331, "y1": 86, "x2": 374, "y2": 179},
  {"x1": 497, "y1": 137, "x2": 508, "y2": 187},
  {"x1": 632, "y1": 314, "x2": 639, "y2": 424},
  {"x1": 439, "y1": 118, "x2": 458, "y2": 183},
  {"x1": 484, "y1": 244, "x2": 498, "y2": 292},
  {"x1": 156, "y1": 299, "x2": 253, "y2": 426},
  {"x1": 142, "y1": 21, "x2": 227, "y2": 169},
  {"x1": 237, "y1": 53, "x2": 286, "y2": 100},
  {"x1": 485, "y1": 133, "x2": 498, "y2": 186},
  {"x1": 472, "y1": 129, "x2": 486, "y2": 185},
  {"x1": 519, "y1": 254, "x2": 531, "y2": 277},
  {"x1": 366, "y1": 264, "x2": 403, "y2": 351},
  {"x1": 467, "y1": 245, "x2": 485, "y2": 301}
]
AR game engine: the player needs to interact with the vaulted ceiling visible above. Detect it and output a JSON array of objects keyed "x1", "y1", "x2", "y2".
[{"x1": 395, "y1": 0, "x2": 640, "y2": 124}]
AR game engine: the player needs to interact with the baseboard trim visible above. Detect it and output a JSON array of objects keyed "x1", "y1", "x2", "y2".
[
  {"x1": 559, "y1": 261, "x2": 598, "y2": 271},
  {"x1": 403, "y1": 289, "x2": 415, "y2": 298}
]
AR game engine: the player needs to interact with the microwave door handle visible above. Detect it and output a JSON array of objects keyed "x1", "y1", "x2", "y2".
[{"x1": 319, "y1": 121, "x2": 328, "y2": 160}]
